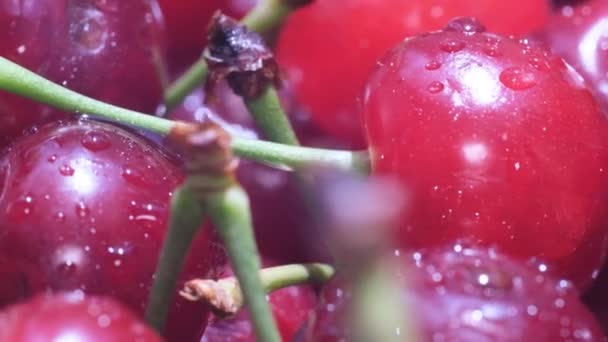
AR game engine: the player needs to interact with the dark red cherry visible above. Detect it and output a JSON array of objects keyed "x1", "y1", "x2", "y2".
[
  {"x1": 276, "y1": 0, "x2": 550, "y2": 148},
  {"x1": 158, "y1": 0, "x2": 257, "y2": 71},
  {"x1": 168, "y1": 86, "x2": 332, "y2": 263},
  {"x1": 0, "y1": 292, "x2": 163, "y2": 341},
  {"x1": 306, "y1": 244, "x2": 605, "y2": 341},
  {"x1": 201, "y1": 260, "x2": 317, "y2": 341},
  {"x1": 362, "y1": 18, "x2": 608, "y2": 289},
  {"x1": 0, "y1": 0, "x2": 167, "y2": 146},
  {"x1": 0, "y1": 119, "x2": 225, "y2": 342},
  {"x1": 538, "y1": 0, "x2": 608, "y2": 111}
]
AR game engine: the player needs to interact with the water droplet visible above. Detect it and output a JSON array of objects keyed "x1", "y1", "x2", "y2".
[
  {"x1": 440, "y1": 39, "x2": 465, "y2": 53},
  {"x1": 81, "y1": 130, "x2": 111, "y2": 151},
  {"x1": 59, "y1": 165, "x2": 75, "y2": 176},
  {"x1": 75, "y1": 202, "x2": 90, "y2": 218},
  {"x1": 122, "y1": 164, "x2": 152, "y2": 187},
  {"x1": 444, "y1": 17, "x2": 486, "y2": 35},
  {"x1": 427, "y1": 81, "x2": 445, "y2": 93},
  {"x1": 6, "y1": 198, "x2": 34, "y2": 221},
  {"x1": 70, "y1": 7, "x2": 108, "y2": 53},
  {"x1": 425, "y1": 60, "x2": 442, "y2": 70},
  {"x1": 48, "y1": 154, "x2": 57, "y2": 163},
  {"x1": 499, "y1": 67, "x2": 537, "y2": 90},
  {"x1": 54, "y1": 212, "x2": 66, "y2": 222}
]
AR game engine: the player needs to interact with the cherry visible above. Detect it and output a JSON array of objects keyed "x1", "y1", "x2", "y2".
[
  {"x1": 362, "y1": 18, "x2": 608, "y2": 290},
  {"x1": 158, "y1": 0, "x2": 257, "y2": 71},
  {"x1": 305, "y1": 244, "x2": 605, "y2": 341},
  {"x1": 168, "y1": 85, "x2": 333, "y2": 263},
  {"x1": 201, "y1": 260, "x2": 317, "y2": 341},
  {"x1": 276, "y1": 0, "x2": 550, "y2": 148},
  {"x1": 0, "y1": 292, "x2": 163, "y2": 341},
  {"x1": 0, "y1": 0, "x2": 167, "y2": 146},
  {"x1": 537, "y1": 0, "x2": 608, "y2": 111},
  {"x1": 0, "y1": 119, "x2": 225, "y2": 342}
]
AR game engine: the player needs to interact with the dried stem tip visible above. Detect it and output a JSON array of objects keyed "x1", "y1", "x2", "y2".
[
  {"x1": 180, "y1": 278, "x2": 242, "y2": 318},
  {"x1": 168, "y1": 121, "x2": 239, "y2": 195},
  {"x1": 205, "y1": 12, "x2": 280, "y2": 100}
]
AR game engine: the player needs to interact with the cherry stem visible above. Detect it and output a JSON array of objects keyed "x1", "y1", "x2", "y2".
[
  {"x1": 0, "y1": 57, "x2": 370, "y2": 174},
  {"x1": 181, "y1": 263, "x2": 334, "y2": 316},
  {"x1": 164, "y1": 0, "x2": 296, "y2": 111},
  {"x1": 246, "y1": 86, "x2": 300, "y2": 145},
  {"x1": 145, "y1": 187, "x2": 204, "y2": 334},
  {"x1": 206, "y1": 185, "x2": 281, "y2": 342}
]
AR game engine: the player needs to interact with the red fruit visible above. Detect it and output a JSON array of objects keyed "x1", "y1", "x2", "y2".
[
  {"x1": 306, "y1": 244, "x2": 605, "y2": 341},
  {"x1": 362, "y1": 18, "x2": 608, "y2": 289},
  {"x1": 158, "y1": 0, "x2": 256, "y2": 71},
  {"x1": 0, "y1": 0, "x2": 167, "y2": 146},
  {"x1": 201, "y1": 260, "x2": 316, "y2": 342},
  {"x1": 538, "y1": 0, "x2": 608, "y2": 111},
  {"x1": 0, "y1": 119, "x2": 225, "y2": 341},
  {"x1": 0, "y1": 292, "x2": 163, "y2": 341},
  {"x1": 276, "y1": 0, "x2": 550, "y2": 147}
]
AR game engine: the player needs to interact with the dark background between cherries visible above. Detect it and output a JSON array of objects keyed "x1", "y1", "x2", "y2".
[{"x1": 0, "y1": 0, "x2": 608, "y2": 341}]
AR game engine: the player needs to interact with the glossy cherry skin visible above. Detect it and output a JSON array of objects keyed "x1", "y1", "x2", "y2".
[
  {"x1": 0, "y1": 292, "x2": 163, "y2": 341},
  {"x1": 0, "y1": 120, "x2": 225, "y2": 342},
  {"x1": 362, "y1": 18, "x2": 608, "y2": 290},
  {"x1": 201, "y1": 260, "x2": 317, "y2": 341},
  {"x1": 306, "y1": 244, "x2": 605, "y2": 341},
  {"x1": 158, "y1": 0, "x2": 256, "y2": 72},
  {"x1": 538, "y1": 0, "x2": 608, "y2": 111},
  {"x1": 0, "y1": 0, "x2": 167, "y2": 146},
  {"x1": 276, "y1": 0, "x2": 550, "y2": 148}
]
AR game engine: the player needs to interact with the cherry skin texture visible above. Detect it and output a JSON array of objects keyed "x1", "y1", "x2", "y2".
[
  {"x1": 0, "y1": 0, "x2": 167, "y2": 146},
  {"x1": 363, "y1": 18, "x2": 608, "y2": 290},
  {"x1": 538, "y1": 0, "x2": 608, "y2": 111},
  {"x1": 0, "y1": 120, "x2": 225, "y2": 342},
  {"x1": 158, "y1": 0, "x2": 256, "y2": 71},
  {"x1": 276, "y1": 0, "x2": 550, "y2": 148},
  {"x1": 200, "y1": 260, "x2": 317, "y2": 341},
  {"x1": 0, "y1": 292, "x2": 164, "y2": 341},
  {"x1": 306, "y1": 244, "x2": 605, "y2": 341}
]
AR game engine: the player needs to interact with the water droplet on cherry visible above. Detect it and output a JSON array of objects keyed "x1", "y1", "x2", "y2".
[{"x1": 499, "y1": 66, "x2": 537, "y2": 90}]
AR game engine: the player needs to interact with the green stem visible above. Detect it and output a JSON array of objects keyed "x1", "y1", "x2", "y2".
[
  {"x1": 163, "y1": 0, "x2": 295, "y2": 110},
  {"x1": 0, "y1": 57, "x2": 370, "y2": 174},
  {"x1": 206, "y1": 185, "x2": 280, "y2": 342},
  {"x1": 145, "y1": 187, "x2": 204, "y2": 333},
  {"x1": 259, "y1": 263, "x2": 334, "y2": 292},
  {"x1": 246, "y1": 86, "x2": 300, "y2": 145}
]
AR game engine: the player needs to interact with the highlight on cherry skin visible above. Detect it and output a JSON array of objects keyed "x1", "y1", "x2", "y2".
[
  {"x1": 0, "y1": 119, "x2": 225, "y2": 342},
  {"x1": 363, "y1": 17, "x2": 608, "y2": 290},
  {"x1": 0, "y1": 292, "x2": 164, "y2": 341}
]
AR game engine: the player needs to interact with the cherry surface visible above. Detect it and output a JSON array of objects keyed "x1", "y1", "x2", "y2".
[
  {"x1": 0, "y1": 0, "x2": 167, "y2": 146},
  {"x1": 276, "y1": 0, "x2": 550, "y2": 148},
  {"x1": 0, "y1": 292, "x2": 164, "y2": 341},
  {"x1": 158, "y1": 0, "x2": 257, "y2": 72},
  {"x1": 362, "y1": 18, "x2": 608, "y2": 289},
  {"x1": 0, "y1": 119, "x2": 225, "y2": 342},
  {"x1": 306, "y1": 244, "x2": 605, "y2": 341},
  {"x1": 201, "y1": 260, "x2": 317, "y2": 342},
  {"x1": 538, "y1": 0, "x2": 608, "y2": 111},
  {"x1": 168, "y1": 85, "x2": 334, "y2": 263}
]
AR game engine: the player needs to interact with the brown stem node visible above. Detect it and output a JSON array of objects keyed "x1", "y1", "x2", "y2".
[{"x1": 180, "y1": 278, "x2": 242, "y2": 318}]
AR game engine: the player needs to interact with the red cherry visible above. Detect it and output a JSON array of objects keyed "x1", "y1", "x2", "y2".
[
  {"x1": 538, "y1": 0, "x2": 608, "y2": 111},
  {"x1": 362, "y1": 18, "x2": 608, "y2": 289},
  {"x1": 201, "y1": 260, "x2": 317, "y2": 341},
  {"x1": 0, "y1": 292, "x2": 163, "y2": 341},
  {"x1": 0, "y1": 119, "x2": 225, "y2": 341},
  {"x1": 306, "y1": 244, "x2": 605, "y2": 341},
  {"x1": 276, "y1": 0, "x2": 550, "y2": 148},
  {"x1": 0, "y1": 0, "x2": 167, "y2": 146},
  {"x1": 158, "y1": 0, "x2": 257, "y2": 71}
]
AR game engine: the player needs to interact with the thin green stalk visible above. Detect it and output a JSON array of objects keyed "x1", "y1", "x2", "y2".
[
  {"x1": 163, "y1": 59, "x2": 208, "y2": 112},
  {"x1": 0, "y1": 57, "x2": 370, "y2": 174},
  {"x1": 259, "y1": 263, "x2": 335, "y2": 292},
  {"x1": 246, "y1": 86, "x2": 299, "y2": 145},
  {"x1": 145, "y1": 187, "x2": 204, "y2": 333},
  {"x1": 206, "y1": 185, "x2": 280, "y2": 342}
]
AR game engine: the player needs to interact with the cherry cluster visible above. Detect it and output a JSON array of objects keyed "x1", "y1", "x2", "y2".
[{"x1": 0, "y1": 0, "x2": 607, "y2": 341}]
